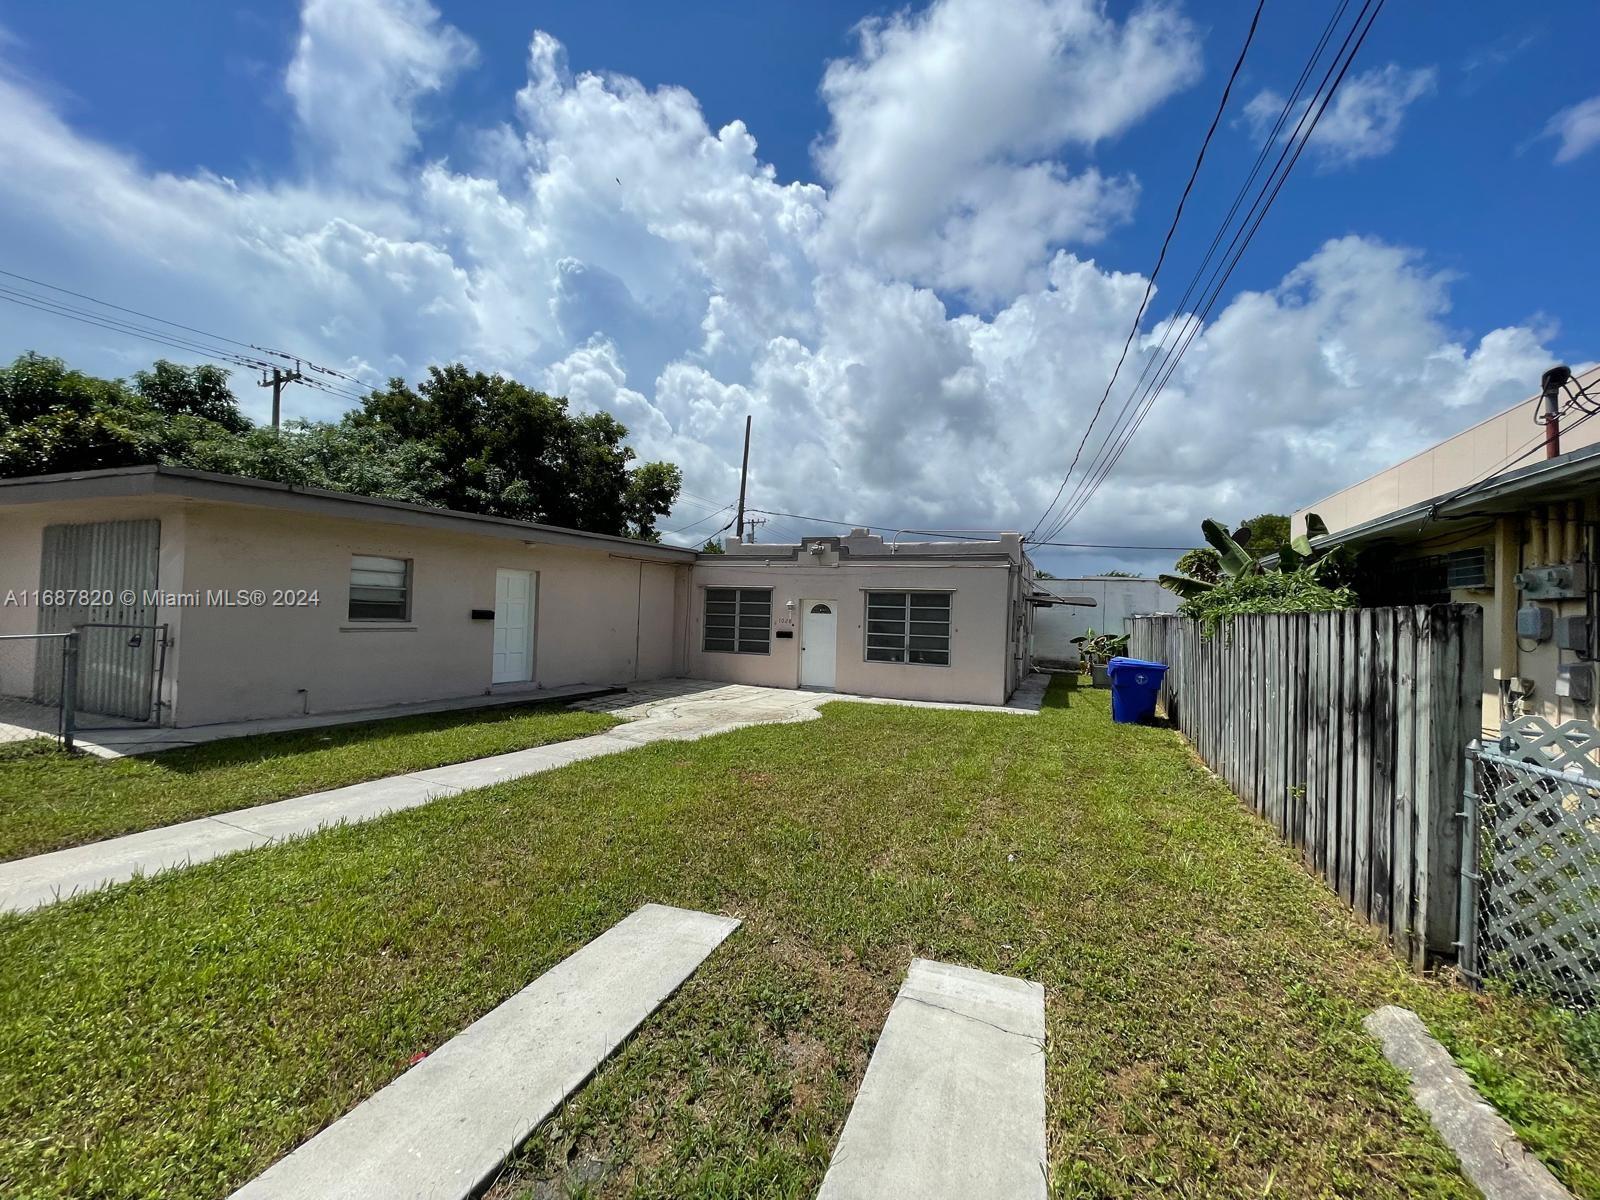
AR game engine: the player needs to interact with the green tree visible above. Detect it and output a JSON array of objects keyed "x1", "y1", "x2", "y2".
[
  {"x1": 354, "y1": 364, "x2": 680, "y2": 539},
  {"x1": 0, "y1": 353, "x2": 249, "y2": 477},
  {"x1": 0, "y1": 353, "x2": 683, "y2": 542},
  {"x1": 132, "y1": 360, "x2": 250, "y2": 432},
  {"x1": 699, "y1": 537, "x2": 726, "y2": 554},
  {"x1": 1238, "y1": 512, "x2": 1291, "y2": 558},
  {"x1": 175, "y1": 419, "x2": 449, "y2": 507}
]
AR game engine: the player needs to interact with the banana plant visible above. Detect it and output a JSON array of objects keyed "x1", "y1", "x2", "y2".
[
  {"x1": 1160, "y1": 513, "x2": 1332, "y2": 597},
  {"x1": 1069, "y1": 628, "x2": 1129, "y2": 666}
]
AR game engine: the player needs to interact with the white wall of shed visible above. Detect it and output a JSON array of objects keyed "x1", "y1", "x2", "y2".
[{"x1": 1034, "y1": 578, "x2": 1178, "y2": 666}]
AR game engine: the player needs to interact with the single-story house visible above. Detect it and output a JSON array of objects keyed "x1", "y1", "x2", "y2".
[
  {"x1": 1293, "y1": 364, "x2": 1600, "y2": 735},
  {"x1": 0, "y1": 466, "x2": 1040, "y2": 727}
]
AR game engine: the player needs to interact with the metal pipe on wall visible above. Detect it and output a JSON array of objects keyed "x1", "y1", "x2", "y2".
[
  {"x1": 1565, "y1": 501, "x2": 1581, "y2": 564},
  {"x1": 1528, "y1": 511, "x2": 1546, "y2": 568}
]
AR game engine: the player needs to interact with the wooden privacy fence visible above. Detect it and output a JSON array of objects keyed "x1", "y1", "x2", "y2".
[{"x1": 1128, "y1": 605, "x2": 1483, "y2": 968}]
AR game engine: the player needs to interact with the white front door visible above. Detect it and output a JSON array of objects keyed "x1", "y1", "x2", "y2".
[
  {"x1": 493, "y1": 569, "x2": 536, "y2": 684},
  {"x1": 800, "y1": 600, "x2": 837, "y2": 690}
]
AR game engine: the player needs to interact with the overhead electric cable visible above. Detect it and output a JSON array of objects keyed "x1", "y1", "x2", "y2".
[
  {"x1": 0, "y1": 267, "x2": 379, "y2": 405},
  {"x1": 1029, "y1": 0, "x2": 1268, "y2": 541},
  {"x1": 1038, "y1": 0, "x2": 1386, "y2": 540}
]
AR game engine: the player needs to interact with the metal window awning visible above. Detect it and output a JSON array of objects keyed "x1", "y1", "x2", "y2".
[{"x1": 1028, "y1": 591, "x2": 1097, "y2": 607}]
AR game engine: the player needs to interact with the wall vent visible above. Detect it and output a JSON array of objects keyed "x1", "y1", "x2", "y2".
[{"x1": 1445, "y1": 546, "x2": 1493, "y2": 589}]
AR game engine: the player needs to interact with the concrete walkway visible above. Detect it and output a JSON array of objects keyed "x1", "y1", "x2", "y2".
[
  {"x1": 0, "y1": 676, "x2": 1050, "y2": 914},
  {"x1": 818, "y1": 958, "x2": 1047, "y2": 1199},
  {"x1": 16, "y1": 683, "x2": 623, "y2": 758},
  {"x1": 230, "y1": 903, "x2": 740, "y2": 1200}
]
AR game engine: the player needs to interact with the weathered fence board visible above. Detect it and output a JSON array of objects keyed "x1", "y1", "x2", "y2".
[{"x1": 1128, "y1": 604, "x2": 1482, "y2": 963}]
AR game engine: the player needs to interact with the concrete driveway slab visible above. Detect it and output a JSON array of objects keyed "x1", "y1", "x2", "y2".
[
  {"x1": 229, "y1": 903, "x2": 740, "y2": 1200},
  {"x1": 818, "y1": 958, "x2": 1046, "y2": 1200}
]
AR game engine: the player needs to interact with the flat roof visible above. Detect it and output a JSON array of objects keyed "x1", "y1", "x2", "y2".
[
  {"x1": 1300, "y1": 363, "x2": 1600, "y2": 516},
  {"x1": 0, "y1": 465, "x2": 697, "y2": 563},
  {"x1": 1310, "y1": 439, "x2": 1600, "y2": 551}
]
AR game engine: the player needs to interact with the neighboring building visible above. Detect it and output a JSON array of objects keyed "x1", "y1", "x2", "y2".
[
  {"x1": 0, "y1": 466, "x2": 1040, "y2": 728},
  {"x1": 1294, "y1": 365, "x2": 1600, "y2": 734},
  {"x1": 1032, "y1": 577, "x2": 1178, "y2": 668},
  {"x1": 698, "y1": 529, "x2": 1039, "y2": 706}
]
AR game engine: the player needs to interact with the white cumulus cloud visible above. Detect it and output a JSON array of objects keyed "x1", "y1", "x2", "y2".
[
  {"x1": 0, "y1": 0, "x2": 1558, "y2": 575},
  {"x1": 815, "y1": 0, "x2": 1199, "y2": 300}
]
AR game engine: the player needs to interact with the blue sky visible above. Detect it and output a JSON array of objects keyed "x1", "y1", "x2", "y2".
[{"x1": 0, "y1": 1, "x2": 1596, "y2": 572}]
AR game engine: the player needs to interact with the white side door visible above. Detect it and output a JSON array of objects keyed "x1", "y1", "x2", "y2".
[
  {"x1": 493, "y1": 569, "x2": 536, "y2": 684},
  {"x1": 800, "y1": 600, "x2": 837, "y2": 690}
]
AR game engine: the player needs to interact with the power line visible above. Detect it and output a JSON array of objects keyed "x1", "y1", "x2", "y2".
[
  {"x1": 662, "y1": 502, "x2": 735, "y2": 537},
  {"x1": 1026, "y1": 540, "x2": 1200, "y2": 550},
  {"x1": 1042, "y1": 0, "x2": 1376, "y2": 541},
  {"x1": 0, "y1": 286, "x2": 376, "y2": 409},
  {"x1": 1041, "y1": 0, "x2": 1352, "y2": 543},
  {"x1": 0, "y1": 266, "x2": 375, "y2": 388},
  {"x1": 0, "y1": 268, "x2": 379, "y2": 412},
  {"x1": 1030, "y1": 0, "x2": 1267, "y2": 541},
  {"x1": 1040, "y1": 0, "x2": 1386, "y2": 540},
  {"x1": 1422, "y1": 403, "x2": 1600, "y2": 522},
  {"x1": 1052, "y1": 0, "x2": 1386, "y2": 538},
  {"x1": 745, "y1": 507, "x2": 1017, "y2": 540}
]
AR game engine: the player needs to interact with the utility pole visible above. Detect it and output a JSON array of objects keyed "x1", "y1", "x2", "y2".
[
  {"x1": 258, "y1": 365, "x2": 304, "y2": 430},
  {"x1": 734, "y1": 414, "x2": 752, "y2": 541},
  {"x1": 744, "y1": 516, "x2": 768, "y2": 544}
]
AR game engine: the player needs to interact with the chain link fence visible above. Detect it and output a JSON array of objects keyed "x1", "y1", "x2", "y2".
[
  {"x1": 1462, "y1": 720, "x2": 1600, "y2": 1008},
  {"x1": 0, "y1": 631, "x2": 78, "y2": 749}
]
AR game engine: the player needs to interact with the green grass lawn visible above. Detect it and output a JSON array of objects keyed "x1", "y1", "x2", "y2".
[
  {"x1": 1, "y1": 679, "x2": 1596, "y2": 1199},
  {"x1": 0, "y1": 701, "x2": 619, "y2": 861}
]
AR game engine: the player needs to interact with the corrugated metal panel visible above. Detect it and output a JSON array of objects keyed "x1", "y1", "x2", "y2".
[{"x1": 33, "y1": 519, "x2": 160, "y2": 720}]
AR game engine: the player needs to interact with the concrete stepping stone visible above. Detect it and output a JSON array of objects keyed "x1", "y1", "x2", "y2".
[
  {"x1": 230, "y1": 903, "x2": 740, "y2": 1200},
  {"x1": 818, "y1": 958, "x2": 1046, "y2": 1200}
]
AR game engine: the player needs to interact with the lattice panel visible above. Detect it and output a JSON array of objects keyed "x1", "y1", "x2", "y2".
[
  {"x1": 1473, "y1": 743, "x2": 1600, "y2": 1006},
  {"x1": 1497, "y1": 714, "x2": 1600, "y2": 776}
]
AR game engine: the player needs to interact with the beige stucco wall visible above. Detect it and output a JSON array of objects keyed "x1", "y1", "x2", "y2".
[
  {"x1": 2, "y1": 490, "x2": 1033, "y2": 723},
  {"x1": 1297, "y1": 366, "x2": 1600, "y2": 537},
  {"x1": 688, "y1": 557, "x2": 1015, "y2": 705},
  {"x1": 0, "y1": 497, "x2": 689, "y2": 726}
]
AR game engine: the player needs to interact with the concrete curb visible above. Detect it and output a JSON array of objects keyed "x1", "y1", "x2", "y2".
[{"x1": 1364, "y1": 1006, "x2": 1574, "y2": 1200}]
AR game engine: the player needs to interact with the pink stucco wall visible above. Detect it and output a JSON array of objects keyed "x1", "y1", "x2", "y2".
[
  {"x1": 0, "y1": 496, "x2": 689, "y2": 725},
  {"x1": 688, "y1": 557, "x2": 1017, "y2": 706}
]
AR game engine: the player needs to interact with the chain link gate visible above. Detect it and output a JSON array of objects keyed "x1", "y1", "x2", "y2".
[
  {"x1": 1462, "y1": 716, "x2": 1600, "y2": 1007},
  {"x1": 0, "y1": 631, "x2": 78, "y2": 748}
]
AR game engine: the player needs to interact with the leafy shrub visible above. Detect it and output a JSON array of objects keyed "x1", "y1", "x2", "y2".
[{"x1": 1178, "y1": 569, "x2": 1356, "y2": 635}]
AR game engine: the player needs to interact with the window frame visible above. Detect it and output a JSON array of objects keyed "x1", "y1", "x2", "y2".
[
  {"x1": 701, "y1": 585, "x2": 773, "y2": 655},
  {"x1": 863, "y1": 589, "x2": 952, "y2": 667},
  {"x1": 347, "y1": 554, "x2": 413, "y2": 622}
]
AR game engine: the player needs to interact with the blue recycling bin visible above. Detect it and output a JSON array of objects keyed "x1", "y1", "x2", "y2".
[{"x1": 1107, "y1": 656, "x2": 1168, "y2": 724}]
